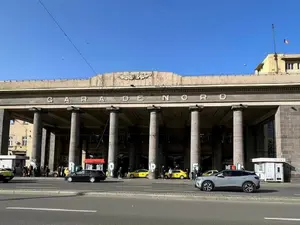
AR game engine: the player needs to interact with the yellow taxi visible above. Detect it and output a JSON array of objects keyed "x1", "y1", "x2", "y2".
[
  {"x1": 202, "y1": 170, "x2": 218, "y2": 176},
  {"x1": 128, "y1": 169, "x2": 149, "y2": 178},
  {"x1": 0, "y1": 168, "x2": 14, "y2": 183},
  {"x1": 165, "y1": 169, "x2": 188, "y2": 179}
]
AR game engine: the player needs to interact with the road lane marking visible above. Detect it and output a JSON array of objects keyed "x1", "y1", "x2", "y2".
[
  {"x1": 6, "y1": 207, "x2": 97, "y2": 213},
  {"x1": 265, "y1": 217, "x2": 300, "y2": 221}
]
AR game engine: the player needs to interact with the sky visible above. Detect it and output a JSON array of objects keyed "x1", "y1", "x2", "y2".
[{"x1": 0, "y1": 0, "x2": 299, "y2": 80}]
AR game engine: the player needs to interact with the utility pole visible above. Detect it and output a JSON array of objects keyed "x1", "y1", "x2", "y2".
[{"x1": 272, "y1": 24, "x2": 279, "y2": 74}]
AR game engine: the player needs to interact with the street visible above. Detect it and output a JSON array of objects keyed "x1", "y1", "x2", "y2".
[
  {"x1": 0, "y1": 194, "x2": 299, "y2": 224},
  {"x1": 1, "y1": 178, "x2": 300, "y2": 198}
]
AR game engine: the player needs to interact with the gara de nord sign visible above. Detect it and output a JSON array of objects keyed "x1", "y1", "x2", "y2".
[{"x1": 45, "y1": 94, "x2": 227, "y2": 104}]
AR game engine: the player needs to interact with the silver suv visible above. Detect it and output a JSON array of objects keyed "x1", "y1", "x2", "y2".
[{"x1": 194, "y1": 170, "x2": 260, "y2": 193}]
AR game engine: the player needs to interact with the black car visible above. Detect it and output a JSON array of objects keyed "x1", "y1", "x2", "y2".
[{"x1": 65, "y1": 170, "x2": 106, "y2": 183}]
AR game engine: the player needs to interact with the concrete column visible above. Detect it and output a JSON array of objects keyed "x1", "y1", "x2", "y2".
[
  {"x1": 40, "y1": 128, "x2": 47, "y2": 169},
  {"x1": 148, "y1": 106, "x2": 160, "y2": 179},
  {"x1": 190, "y1": 106, "x2": 202, "y2": 172},
  {"x1": 232, "y1": 105, "x2": 246, "y2": 168},
  {"x1": 68, "y1": 108, "x2": 81, "y2": 172},
  {"x1": 263, "y1": 123, "x2": 269, "y2": 157},
  {"x1": 107, "y1": 107, "x2": 119, "y2": 177},
  {"x1": 48, "y1": 132, "x2": 56, "y2": 172},
  {"x1": 0, "y1": 109, "x2": 10, "y2": 155},
  {"x1": 30, "y1": 108, "x2": 43, "y2": 168}
]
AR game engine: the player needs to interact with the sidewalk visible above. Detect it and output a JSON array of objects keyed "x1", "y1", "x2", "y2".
[{"x1": 12, "y1": 176, "x2": 300, "y2": 187}]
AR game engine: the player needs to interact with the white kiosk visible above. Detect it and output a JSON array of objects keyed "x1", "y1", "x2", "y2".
[{"x1": 252, "y1": 158, "x2": 290, "y2": 182}]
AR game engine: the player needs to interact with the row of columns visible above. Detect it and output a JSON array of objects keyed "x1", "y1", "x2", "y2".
[{"x1": 0, "y1": 104, "x2": 246, "y2": 178}]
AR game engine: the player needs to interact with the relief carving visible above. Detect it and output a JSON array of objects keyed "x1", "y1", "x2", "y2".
[{"x1": 119, "y1": 72, "x2": 153, "y2": 80}]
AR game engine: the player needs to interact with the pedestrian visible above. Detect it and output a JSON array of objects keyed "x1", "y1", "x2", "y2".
[
  {"x1": 118, "y1": 167, "x2": 122, "y2": 179},
  {"x1": 168, "y1": 167, "x2": 172, "y2": 179},
  {"x1": 161, "y1": 166, "x2": 165, "y2": 179}
]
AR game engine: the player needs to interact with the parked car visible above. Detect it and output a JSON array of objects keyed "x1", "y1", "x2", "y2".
[
  {"x1": 202, "y1": 170, "x2": 218, "y2": 176},
  {"x1": 0, "y1": 168, "x2": 14, "y2": 183},
  {"x1": 65, "y1": 170, "x2": 106, "y2": 183},
  {"x1": 165, "y1": 169, "x2": 188, "y2": 179},
  {"x1": 127, "y1": 169, "x2": 149, "y2": 178},
  {"x1": 194, "y1": 170, "x2": 260, "y2": 193}
]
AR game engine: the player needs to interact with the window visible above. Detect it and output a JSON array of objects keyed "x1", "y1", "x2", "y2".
[
  {"x1": 298, "y1": 63, "x2": 300, "y2": 70},
  {"x1": 8, "y1": 136, "x2": 13, "y2": 147},
  {"x1": 231, "y1": 171, "x2": 243, "y2": 176},
  {"x1": 223, "y1": 171, "x2": 233, "y2": 177},
  {"x1": 10, "y1": 120, "x2": 15, "y2": 125},
  {"x1": 286, "y1": 63, "x2": 294, "y2": 70},
  {"x1": 22, "y1": 136, "x2": 27, "y2": 146}
]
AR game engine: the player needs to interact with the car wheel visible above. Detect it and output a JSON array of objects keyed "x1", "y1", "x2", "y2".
[
  {"x1": 53, "y1": 173, "x2": 58, "y2": 177},
  {"x1": 201, "y1": 181, "x2": 214, "y2": 192},
  {"x1": 130, "y1": 174, "x2": 134, "y2": 178},
  {"x1": 67, "y1": 177, "x2": 72, "y2": 182},
  {"x1": 242, "y1": 182, "x2": 256, "y2": 193},
  {"x1": 90, "y1": 177, "x2": 96, "y2": 183},
  {"x1": 3, "y1": 180, "x2": 8, "y2": 183},
  {"x1": 180, "y1": 175, "x2": 184, "y2": 179}
]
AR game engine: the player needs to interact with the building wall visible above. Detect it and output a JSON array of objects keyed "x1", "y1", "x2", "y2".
[
  {"x1": 256, "y1": 54, "x2": 300, "y2": 75},
  {"x1": 275, "y1": 106, "x2": 300, "y2": 177},
  {"x1": 2, "y1": 70, "x2": 300, "y2": 91},
  {"x1": 8, "y1": 119, "x2": 33, "y2": 167}
]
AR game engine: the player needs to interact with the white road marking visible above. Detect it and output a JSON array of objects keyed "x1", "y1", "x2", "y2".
[
  {"x1": 264, "y1": 217, "x2": 300, "y2": 221},
  {"x1": 6, "y1": 207, "x2": 97, "y2": 213}
]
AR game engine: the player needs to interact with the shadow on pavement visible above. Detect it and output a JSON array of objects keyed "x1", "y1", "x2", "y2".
[
  {"x1": 63, "y1": 180, "x2": 124, "y2": 184},
  {"x1": 0, "y1": 192, "x2": 87, "y2": 202},
  {"x1": 256, "y1": 189, "x2": 278, "y2": 193},
  {"x1": 213, "y1": 189, "x2": 278, "y2": 194},
  {"x1": 102, "y1": 181, "x2": 124, "y2": 184},
  {"x1": 3, "y1": 180, "x2": 37, "y2": 184}
]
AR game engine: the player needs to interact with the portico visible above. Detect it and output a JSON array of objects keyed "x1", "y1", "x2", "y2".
[{"x1": 0, "y1": 71, "x2": 300, "y2": 178}]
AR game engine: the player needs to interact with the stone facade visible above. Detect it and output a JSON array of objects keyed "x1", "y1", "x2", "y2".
[
  {"x1": 1, "y1": 71, "x2": 300, "y2": 91},
  {"x1": 1, "y1": 67, "x2": 300, "y2": 178},
  {"x1": 275, "y1": 106, "x2": 300, "y2": 177}
]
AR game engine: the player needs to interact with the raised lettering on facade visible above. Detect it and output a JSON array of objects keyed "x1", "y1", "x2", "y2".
[
  {"x1": 45, "y1": 93, "x2": 227, "y2": 104},
  {"x1": 119, "y1": 72, "x2": 153, "y2": 80}
]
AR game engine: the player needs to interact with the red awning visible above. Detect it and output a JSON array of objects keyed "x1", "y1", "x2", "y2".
[{"x1": 84, "y1": 158, "x2": 105, "y2": 164}]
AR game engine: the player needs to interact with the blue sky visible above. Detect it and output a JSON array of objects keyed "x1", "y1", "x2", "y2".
[{"x1": 0, "y1": 0, "x2": 299, "y2": 80}]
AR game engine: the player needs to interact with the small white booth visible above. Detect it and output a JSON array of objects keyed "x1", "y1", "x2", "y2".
[{"x1": 252, "y1": 158, "x2": 290, "y2": 182}]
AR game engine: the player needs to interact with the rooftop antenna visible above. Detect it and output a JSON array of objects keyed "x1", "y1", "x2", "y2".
[{"x1": 272, "y1": 24, "x2": 279, "y2": 74}]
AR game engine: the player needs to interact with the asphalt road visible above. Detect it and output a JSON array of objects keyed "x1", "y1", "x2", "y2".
[
  {"x1": 1, "y1": 178, "x2": 300, "y2": 198},
  {"x1": 0, "y1": 194, "x2": 300, "y2": 224}
]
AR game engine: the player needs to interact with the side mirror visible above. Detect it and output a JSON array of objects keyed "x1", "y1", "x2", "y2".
[{"x1": 217, "y1": 174, "x2": 224, "y2": 178}]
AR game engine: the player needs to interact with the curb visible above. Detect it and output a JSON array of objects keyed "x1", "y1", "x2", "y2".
[
  {"x1": 1, "y1": 189, "x2": 300, "y2": 203},
  {"x1": 0, "y1": 189, "x2": 77, "y2": 195},
  {"x1": 84, "y1": 192, "x2": 300, "y2": 203}
]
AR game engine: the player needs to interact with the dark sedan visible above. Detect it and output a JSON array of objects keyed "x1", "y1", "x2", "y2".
[{"x1": 65, "y1": 170, "x2": 106, "y2": 183}]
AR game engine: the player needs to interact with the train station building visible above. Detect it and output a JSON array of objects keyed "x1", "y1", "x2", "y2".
[{"x1": 1, "y1": 53, "x2": 300, "y2": 178}]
